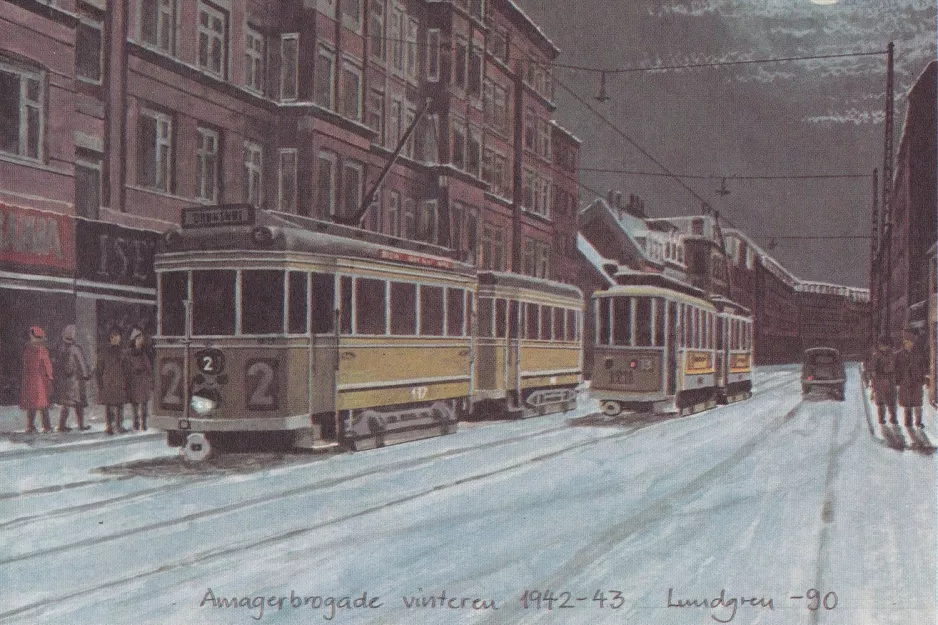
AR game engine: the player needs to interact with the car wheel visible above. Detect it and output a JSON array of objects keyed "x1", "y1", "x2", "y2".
[{"x1": 802, "y1": 385, "x2": 810, "y2": 395}]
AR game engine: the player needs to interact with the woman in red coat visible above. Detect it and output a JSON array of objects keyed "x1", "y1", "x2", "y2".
[{"x1": 20, "y1": 326, "x2": 54, "y2": 433}]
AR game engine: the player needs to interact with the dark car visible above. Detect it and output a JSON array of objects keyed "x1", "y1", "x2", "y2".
[{"x1": 801, "y1": 347, "x2": 846, "y2": 400}]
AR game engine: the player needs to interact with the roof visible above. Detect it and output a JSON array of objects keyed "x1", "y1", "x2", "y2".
[
  {"x1": 503, "y1": 0, "x2": 560, "y2": 57},
  {"x1": 550, "y1": 119, "x2": 582, "y2": 144},
  {"x1": 477, "y1": 270, "x2": 583, "y2": 300},
  {"x1": 577, "y1": 233, "x2": 616, "y2": 287}
]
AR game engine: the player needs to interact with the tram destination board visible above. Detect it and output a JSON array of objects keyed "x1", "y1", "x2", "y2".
[{"x1": 181, "y1": 204, "x2": 256, "y2": 229}]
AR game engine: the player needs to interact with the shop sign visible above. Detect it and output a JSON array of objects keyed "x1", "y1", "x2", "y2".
[
  {"x1": 76, "y1": 220, "x2": 159, "y2": 287},
  {"x1": 0, "y1": 202, "x2": 74, "y2": 271}
]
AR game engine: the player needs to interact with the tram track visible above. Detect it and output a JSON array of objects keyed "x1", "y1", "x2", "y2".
[{"x1": 0, "y1": 378, "x2": 801, "y2": 621}]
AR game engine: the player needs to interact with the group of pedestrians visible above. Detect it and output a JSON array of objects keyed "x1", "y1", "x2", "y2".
[
  {"x1": 19, "y1": 324, "x2": 153, "y2": 435},
  {"x1": 868, "y1": 326, "x2": 930, "y2": 430}
]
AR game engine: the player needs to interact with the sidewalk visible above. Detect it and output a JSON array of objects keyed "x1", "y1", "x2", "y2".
[
  {"x1": 0, "y1": 403, "x2": 158, "y2": 453},
  {"x1": 858, "y1": 369, "x2": 936, "y2": 444}
]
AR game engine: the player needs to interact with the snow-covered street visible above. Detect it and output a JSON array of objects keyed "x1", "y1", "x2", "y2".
[{"x1": 0, "y1": 365, "x2": 934, "y2": 625}]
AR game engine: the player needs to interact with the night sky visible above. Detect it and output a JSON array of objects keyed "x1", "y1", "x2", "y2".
[{"x1": 519, "y1": 0, "x2": 936, "y2": 287}]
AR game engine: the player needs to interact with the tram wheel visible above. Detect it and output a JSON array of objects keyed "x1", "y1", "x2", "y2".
[
  {"x1": 601, "y1": 401, "x2": 623, "y2": 417},
  {"x1": 182, "y1": 432, "x2": 213, "y2": 463}
]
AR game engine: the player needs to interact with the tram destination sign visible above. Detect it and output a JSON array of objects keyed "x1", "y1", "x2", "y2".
[
  {"x1": 181, "y1": 204, "x2": 256, "y2": 229},
  {"x1": 379, "y1": 248, "x2": 454, "y2": 269}
]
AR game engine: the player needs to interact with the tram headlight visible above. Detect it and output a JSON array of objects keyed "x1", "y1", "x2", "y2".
[{"x1": 190, "y1": 394, "x2": 217, "y2": 415}]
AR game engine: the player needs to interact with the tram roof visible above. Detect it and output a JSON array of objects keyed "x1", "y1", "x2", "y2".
[
  {"x1": 477, "y1": 271, "x2": 584, "y2": 300},
  {"x1": 608, "y1": 270, "x2": 706, "y2": 299},
  {"x1": 158, "y1": 206, "x2": 476, "y2": 276}
]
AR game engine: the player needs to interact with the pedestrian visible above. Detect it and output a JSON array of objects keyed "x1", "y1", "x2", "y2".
[
  {"x1": 20, "y1": 326, "x2": 54, "y2": 433},
  {"x1": 96, "y1": 326, "x2": 129, "y2": 435},
  {"x1": 896, "y1": 326, "x2": 926, "y2": 429},
  {"x1": 870, "y1": 334, "x2": 898, "y2": 426},
  {"x1": 126, "y1": 327, "x2": 152, "y2": 431},
  {"x1": 54, "y1": 325, "x2": 92, "y2": 431}
]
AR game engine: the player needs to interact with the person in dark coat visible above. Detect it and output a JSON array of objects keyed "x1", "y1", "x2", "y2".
[
  {"x1": 96, "y1": 326, "x2": 129, "y2": 435},
  {"x1": 871, "y1": 335, "x2": 898, "y2": 426},
  {"x1": 896, "y1": 327, "x2": 926, "y2": 429},
  {"x1": 55, "y1": 324, "x2": 91, "y2": 431},
  {"x1": 126, "y1": 327, "x2": 153, "y2": 431},
  {"x1": 20, "y1": 326, "x2": 54, "y2": 433}
]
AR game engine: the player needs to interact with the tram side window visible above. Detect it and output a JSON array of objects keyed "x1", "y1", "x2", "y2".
[
  {"x1": 655, "y1": 299, "x2": 665, "y2": 347},
  {"x1": 508, "y1": 301, "x2": 520, "y2": 338},
  {"x1": 494, "y1": 298, "x2": 507, "y2": 338},
  {"x1": 693, "y1": 308, "x2": 701, "y2": 349},
  {"x1": 356, "y1": 278, "x2": 387, "y2": 335},
  {"x1": 311, "y1": 273, "x2": 336, "y2": 334},
  {"x1": 526, "y1": 302, "x2": 539, "y2": 340},
  {"x1": 683, "y1": 305, "x2": 691, "y2": 348},
  {"x1": 635, "y1": 298, "x2": 653, "y2": 347},
  {"x1": 732, "y1": 320, "x2": 739, "y2": 350},
  {"x1": 446, "y1": 288, "x2": 464, "y2": 336},
  {"x1": 566, "y1": 309, "x2": 576, "y2": 341},
  {"x1": 288, "y1": 272, "x2": 308, "y2": 334},
  {"x1": 160, "y1": 271, "x2": 187, "y2": 336},
  {"x1": 540, "y1": 305, "x2": 551, "y2": 340},
  {"x1": 613, "y1": 297, "x2": 631, "y2": 346},
  {"x1": 553, "y1": 307, "x2": 563, "y2": 341},
  {"x1": 390, "y1": 282, "x2": 417, "y2": 335},
  {"x1": 340, "y1": 276, "x2": 353, "y2": 334},
  {"x1": 193, "y1": 270, "x2": 236, "y2": 335},
  {"x1": 597, "y1": 298, "x2": 611, "y2": 345},
  {"x1": 242, "y1": 270, "x2": 284, "y2": 335},
  {"x1": 478, "y1": 297, "x2": 493, "y2": 337},
  {"x1": 420, "y1": 285, "x2": 444, "y2": 335}
]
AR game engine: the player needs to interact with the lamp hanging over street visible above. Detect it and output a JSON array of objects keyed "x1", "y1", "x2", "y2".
[{"x1": 595, "y1": 71, "x2": 610, "y2": 102}]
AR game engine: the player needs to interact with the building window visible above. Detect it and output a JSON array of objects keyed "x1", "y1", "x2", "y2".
[
  {"x1": 342, "y1": 61, "x2": 362, "y2": 121},
  {"x1": 243, "y1": 141, "x2": 263, "y2": 206},
  {"x1": 278, "y1": 148, "x2": 297, "y2": 212},
  {"x1": 75, "y1": 160, "x2": 101, "y2": 219},
  {"x1": 419, "y1": 200, "x2": 438, "y2": 244},
  {"x1": 493, "y1": 229, "x2": 505, "y2": 270},
  {"x1": 452, "y1": 119, "x2": 465, "y2": 169},
  {"x1": 280, "y1": 34, "x2": 298, "y2": 101},
  {"x1": 468, "y1": 44, "x2": 482, "y2": 96},
  {"x1": 367, "y1": 88, "x2": 384, "y2": 144},
  {"x1": 317, "y1": 0, "x2": 337, "y2": 18},
  {"x1": 426, "y1": 29, "x2": 440, "y2": 81},
  {"x1": 196, "y1": 126, "x2": 219, "y2": 201},
  {"x1": 388, "y1": 97, "x2": 402, "y2": 148},
  {"x1": 370, "y1": 0, "x2": 386, "y2": 61},
  {"x1": 405, "y1": 17, "x2": 418, "y2": 80},
  {"x1": 403, "y1": 199, "x2": 416, "y2": 240},
  {"x1": 342, "y1": 0, "x2": 363, "y2": 32},
  {"x1": 524, "y1": 108, "x2": 535, "y2": 151},
  {"x1": 0, "y1": 62, "x2": 44, "y2": 161},
  {"x1": 467, "y1": 124, "x2": 481, "y2": 177},
  {"x1": 470, "y1": 0, "x2": 485, "y2": 19},
  {"x1": 367, "y1": 185, "x2": 382, "y2": 232},
  {"x1": 197, "y1": 2, "x2": 228, "y2": 78},
  {"x1": 141, "y1": 0, "x2": 176, "y2": 53},
  {"x1": 316, "y1": 150, "x2": 337, "y2": 217},
  {"x1": 77, "y1": 19, "x2": 103, "y2": 83},
  {"x1": 390, "y1": 6, "x2": 404, "y2": 73},
  {"x1": 244, "y1": 28, "x2": 265, "y2": 94},
  {"x1": 137, "y1": 108, "x2": 172, "y2": 191},
  {"x1": 489, "y1": 27, "x2": 508, "y2": 62},
  {"x1": 421, "y1": 114, "x2": 439, "y2": 164},
  {"x1": 454, "y1": 38, "x2": 467, "y2": 89},
  {"x1": 314, "y1": 46, "x2": 336, "y2": 109},
  {"x1": 538, "y1": 119, "x2": 551, "y2": 161},
  {"x1": 403, "y1": 106, "x2": 416, "y2": 158},
  {"x1": 388, "y1": 191, "x2": 401, "y2": 236},
  {"x1": 342, "y1": 160, "x2": 363, "y2": 220}
]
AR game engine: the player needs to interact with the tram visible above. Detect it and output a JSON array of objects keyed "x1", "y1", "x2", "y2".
[
  {"x1": 152, "y1": 204, "x2": 584, "y2": 460},
  {"x1": 473, "y1": 271, "x2": 582, "y2": 418},
  {"x1": 590, "y1": 271, "x2": 752, "y2": 418}
]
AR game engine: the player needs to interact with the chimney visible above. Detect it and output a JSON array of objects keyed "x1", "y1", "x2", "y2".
[
  {"x1": 607, "y1": 189, "x2": 615, "y2": 205},
  {"x1": 615, "y1": 191, "x2": 623, "y2": 208}
]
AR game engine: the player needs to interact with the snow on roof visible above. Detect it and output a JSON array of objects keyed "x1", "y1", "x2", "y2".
[
  {"x1": 505, "y1": 0, "x2": 560, "y2": 56},
  {"x1": 550, "y1": 119, "x2": 582, "y2": 144},
  {"x1": 577, "y1": 233, "x2": 616, "y2": 286}
]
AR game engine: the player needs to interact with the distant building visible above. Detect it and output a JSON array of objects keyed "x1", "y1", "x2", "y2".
[{"x1": 797, "y1": 282, "x2": 871, "y2": 359}]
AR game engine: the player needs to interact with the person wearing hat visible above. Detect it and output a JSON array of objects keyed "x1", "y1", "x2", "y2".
[
  {"x1": 125, "y1": 327, "x2": 153, "y2": 431},
  {"x1": 96, "y1": 326, "x2": 130, "y2": 434},
  {"x1": 54, "y1": 324, "x2": 92, "y2": 431},
  {"x1": 20, "y1": 326, "x2": 54, "y2": 433},
  {"x1": 896, "y1": 326, "x2": 927, "y2": 429},
  {"x1": 871, "y1": 334, "x2": 898, "y2": 426}
]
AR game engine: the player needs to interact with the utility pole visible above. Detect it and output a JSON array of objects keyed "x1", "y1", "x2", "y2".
[
  {"x1": 882, "y1": 42, "x2": 895, "y2": 338},
  {"x1": 870, "y1": 168, "x2": 879, "y2": 343}
]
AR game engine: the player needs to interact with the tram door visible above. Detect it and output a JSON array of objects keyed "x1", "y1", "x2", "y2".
[
  {"x1": 666, "y1": 301, "x2": 677, "y2": 395},
  {"x1": 716, "y1": 316, "x2": 726, "y2": 389}
]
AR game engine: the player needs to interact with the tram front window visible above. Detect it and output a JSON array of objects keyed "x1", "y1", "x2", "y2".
[
  {"x1": 192, "y1": 270, "x2": 236, "y2": 336},
  {"x1": 242, "y1": 270, "x2": 284, "y2": 334},
  {"x1": 160, "y1": 271, "x2": 187, "y2": 336}
]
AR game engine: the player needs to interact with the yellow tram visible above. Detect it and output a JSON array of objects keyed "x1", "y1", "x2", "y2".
[
  {"x1": 591, "y1": 272, "x2": 752, "y2": 417},
  {"x1": 473, "y1": 271, "x2": 583, "y2": 418},
  {"x1": 153, "y1": 205, "x2": 476, "y2": 459},
  {"x1": 152, "y1": 205, "x2": 584, "y2": 460}
]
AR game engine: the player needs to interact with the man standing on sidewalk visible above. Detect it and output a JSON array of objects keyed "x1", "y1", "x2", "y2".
[
  {"x1": 871, "y1": 335, "x2": 898, "y2": 426},
  {"x1": 96, "y1": 326, "x2": 129, "y2": 435},
  {"x1": 896, "y1": 326, "x2": 926, "y2": 430},
  {"x1": 54, "y1": 325, "x2": 92, "y2": 432}
]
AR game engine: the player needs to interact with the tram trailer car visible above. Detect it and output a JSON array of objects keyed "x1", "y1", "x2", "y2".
[
  {"x1": 591, "y1": 272, "x2": 752, "y2": 418},
  {"x1": 153, "y1": 205, "x2": 477, "y2": 460},
  {"x1": 473, "y1": 271, "x2": 583, "y2": 419}
]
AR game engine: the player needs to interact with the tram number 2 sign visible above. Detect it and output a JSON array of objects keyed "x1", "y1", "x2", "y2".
[
  {"x1": 158, "y1": 358, "x2": 185, "y2": 410},
  {"x1": 245, "y1": 359, "x2": 279, "y2": 411}
]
